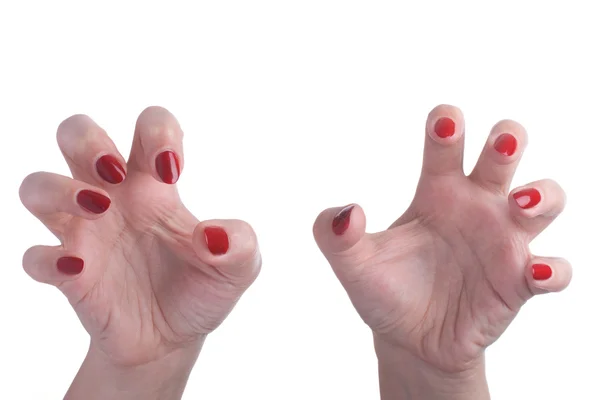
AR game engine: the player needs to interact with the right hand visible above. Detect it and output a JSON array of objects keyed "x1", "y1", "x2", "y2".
[
  {"x1": 20, "y1": 106, "x2": 261, "y2": 367},
  {"x1": 313, "y1": 105, "x2": 571, "y2": 376}
]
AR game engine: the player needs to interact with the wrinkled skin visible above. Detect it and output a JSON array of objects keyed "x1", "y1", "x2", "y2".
[
  {"x1": 314, "y1": 104, "x2": 571, "y2": 373},
  {"x1": 20, "y1": 107, "x2": 261, "y2": 366}
]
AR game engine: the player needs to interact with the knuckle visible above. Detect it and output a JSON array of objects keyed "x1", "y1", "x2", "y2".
[
  {"x1": 495, "y1": 118, "x2": 520, "y2": 126},
  {"x1": 493, "y1": 119, "x2": 527, "y2": 138},
  {"x1": 543, "y1": 178, "x2": 560, "y2": 187},
  {"x1": 543, "y1": 179, "x2": 567, "y2": 209},
  {"x1": 139, "y1": 105, "x2": 170, "y2": 117},
  {"x1": 22, "y1": 246, "x2": 34, "y2": 266},
  {"x1": 21, "y1": 246, "x2": 40, "y2": 276},
  {"x1": 136, "y1": 107, "x2": 182, "y2": 143},
  {"x1": 57, "y1": 114, "x2": 91, "y2": 133},
  {"x1": 428, "y1": 104, "x2": 461, "y2": 118},
  {"x1": 57, "y1": 114, "x2": 104, "y2": 145},
  {"x1": 19, "y1": 172, "x2": 43, "y2": 205}
]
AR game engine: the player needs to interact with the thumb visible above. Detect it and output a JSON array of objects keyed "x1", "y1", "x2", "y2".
[
  {"x1": 191, "y1": 219, "x2": 261, "y2": 286},
  {"x1": 313, "y1": 204, "x2": 373, "y2": 266}
]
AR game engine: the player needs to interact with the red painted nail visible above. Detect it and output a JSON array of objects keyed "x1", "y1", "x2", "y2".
[
  {"x1": 155, "y1": 151, "x2": 181, "y2": 184},
  {"x1": 532, "y1": 264, "x2": 552, "y2": 281},
  {"x1": 332, "y1": 205, "x2": 354, "y2": 236},
  {"x1": 57, "y1": 256, "x2": 84, "y2": 275},
  {"x1": 77, "y1": 190, "x2": 111, "y2": 214},
  {"x1": 493, "y1": 133, "x2": 517, "y2": 156},
  {"x1": 96, "y1": 154, "x2": 126, "y2": 184},
  {"x1": 513, "y1": 188, "x2": 541, "y2": 209},
  {"x1": 204, "y1": 226, "x2": 229, "y2": 255},
  {"x1": 434, "y1": 117, "x2": 455, "y2": 138}
]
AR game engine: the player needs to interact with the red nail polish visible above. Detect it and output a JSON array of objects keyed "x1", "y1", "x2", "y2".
[
  {"x1": 77, "y1": 190, "x2": 111, "y2": 214},
  {"x1": 204, "y1": 226, "x2": 229, "y2": 255},
  {"x1": 155, "y1": 151, "x2": 181, "y2": 184},
  {"x1": 532, "y1": 264, "x2": 552, "y2": 281},
  {"x1": 332, "y1": 205, "x2": 354, "y2": 236},
  {"x1": 434, "y1": 117, "x2": 455, "y2": 138},
  {"x1": 96, "y1": 155, "x2": 126, "y2": 184},
  {"x1": 513, "y1": 188, "x2": 541, "y2": 209},
  {"x1": 493, "y1": 133, "x2": 517, "y2": 156},
  {"x1": 57, "y1": 256, "x2": 84, "y2": 275}
]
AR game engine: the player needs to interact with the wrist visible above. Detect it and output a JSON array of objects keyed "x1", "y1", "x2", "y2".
[
  {"x1": 374, "y1": 338, "x2": 490, "y2": 400},
  {"x1": 65, "y1": 337, "x2": 205, "y2": 400}
]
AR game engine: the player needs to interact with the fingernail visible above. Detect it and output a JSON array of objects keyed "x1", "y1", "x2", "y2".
[
  {"x1": 332, "y1": 205, "x2": 354, "y2": 236},
  {"x1": 513, "y1": 188, "x2": 541, "y2": 209},
  {"x1": 204, "y1": 226, "x2": 229, "y2": 255},
  {"x1": 532, "y1": 264, "x2": 552, "y2": 281},
  {"x1": 493, "y1": 133, "x2": 517, "y2": 156},
  {"x1": 57, "y1": 256, "x2": 84, "y2": 275},
  {"x1": 434, "y1": 117, "x2": 455, "y2": 138},
  {"x1": 96, "y1": 154, "x2": 126, "y2": 184},
  {"x1": 77, "y1": 190, "x2": 111, "y2": 214},
  {"x1": 155, "y1": 151, "x2": 181, "y2": 184}
]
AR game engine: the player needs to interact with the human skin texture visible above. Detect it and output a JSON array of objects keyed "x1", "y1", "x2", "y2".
[
  {"x1": 313, "y1": 104, "x2": 571, "y2": 399},
  {"x1": 19, "y1": 107, "x2": 262, "y2": 399}
]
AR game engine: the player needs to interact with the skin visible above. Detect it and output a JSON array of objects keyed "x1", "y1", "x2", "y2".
[
  {"x1": 19, "y1": 107, "x2": 261, "y2": 399},
  {"x1": 20, "y1": 104, "x2": 571, "y2": 399},
  {"x1": 313, "y1": 104, "x2": 572, "y2": 399}
]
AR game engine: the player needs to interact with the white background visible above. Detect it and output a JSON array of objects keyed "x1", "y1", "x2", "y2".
[{"x1": 1, "y1": 1, "x2": 599, "y2": 399}]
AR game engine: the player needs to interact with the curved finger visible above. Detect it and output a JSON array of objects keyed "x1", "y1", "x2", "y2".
[
  {"x1": 23, "y1": 245, "x2": 85, "y2": 286},
  {"x1": 128, "y1": 106, "x2": 184, "y2": 185},
  {"x1": 313, "y1": 204, "x2": 368, "y2": 256},
  {"x1": 191, "y1": 219, "x2": 261, "y2": 286},
  {"x1": 312, "y1": 203, "x2": 378, "y2": 280},
  {"x1": 422, "y1": 104, "x2": 466, "y2": 176},
  {"x1": 20, "y1": 172, "x2": 112, "y2": 231},
  {"x1": 470, "y1": 119, "x2": 528, "y2": 193},
  {"x1": 526, "y1": 257, "x2": 572, "y2": 295},
  {"x1": 509, "y1": 179, "x2": 566, "y2": 238},
  {"x1": 57, "y1": 114, "x2": 127, "y2": 185}
]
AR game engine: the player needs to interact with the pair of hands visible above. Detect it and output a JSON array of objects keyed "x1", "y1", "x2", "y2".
[{"x1": 19, "y1": 105, "x2": 570, "y2": 399}]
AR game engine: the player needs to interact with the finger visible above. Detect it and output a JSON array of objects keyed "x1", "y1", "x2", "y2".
[
  {"x1": 23, "y1": 245, "x2": 85, "y2": 286},
  {"x1": 57, "y1": 114, "x2": 128, "y2": 185},
  {"x1": 526, "y1": 257, "x2": 572, "y2": 295},
  {"x1": 312, "y1": 203, "x2": 376, "y2": 277},
  {"x1": 508, "y1": 179, "x2": 566, "y2": 238},
  {"x1": 128, "y1": 106, "x2": 184, "y2": 185},
  {"x1": 470, "y1": 119, "x2": 528, "y2": 193},
  {"x1": 422, "y1": 104, "x2": 466, "y2": 176},
  {"x1": 192, "y1": 219, "x2": 261, "y2": 285},
  {"x1": 20, "y1": 172, "x2": 112, "y2": 231}
]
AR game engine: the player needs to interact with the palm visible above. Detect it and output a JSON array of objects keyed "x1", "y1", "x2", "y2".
[
  {"x1": 350, "y1": 175, "x2": 528, "y2": 370},
  {"x1": 63, "y1": 175, "x2": 237, "y2": 364},
  {"x1": 314, "y1": 105, "x2": 570, "y2": 373},
  {"x1": 21, "y1": 108, "x2": 260, "y2": 367}
]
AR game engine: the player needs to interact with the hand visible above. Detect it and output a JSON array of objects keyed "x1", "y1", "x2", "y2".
[
  {"x1": 313, "y1": 104, "x2": 571, "y2": 398},
  {"x1": 20, "y1": 107, "x2": 261, "y2": 397}
]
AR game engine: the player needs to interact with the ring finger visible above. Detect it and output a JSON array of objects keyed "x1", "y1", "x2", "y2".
[{"x1": 19, "y1": 171, "x2": 112, "y2": 236}]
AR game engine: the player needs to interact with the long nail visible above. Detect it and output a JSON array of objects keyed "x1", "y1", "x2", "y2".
[
  {"x1": 532, "y1": 264, "x2": 552, "y2": 281},
  {"x1": 155, "y1": 151, "x2": 181, "y2": 184},
  {"x1": 204, "y1": 226, "x2": 229, "y2": 255},
  {"x1": 493, "y1": 133, "x2": 517, "y2": 156},
  {"x1": 513, "y1": 188, "x2": 541, "y2": 209},
  {"x1": 57, "y1": 256, "x2": 84, "y2": 275},
  {"x1": 332, "y1": 205, "x2": 354, "y2": 236},
  {"x1": 96, "y1": 155, "x2": 126, "y2": 184},
  {"x1": 77, "y1": 190, "x2": 111, "y2": 214},
  {"x1": 434, "y1": 117, "x2": 455, "y2": 138}
]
